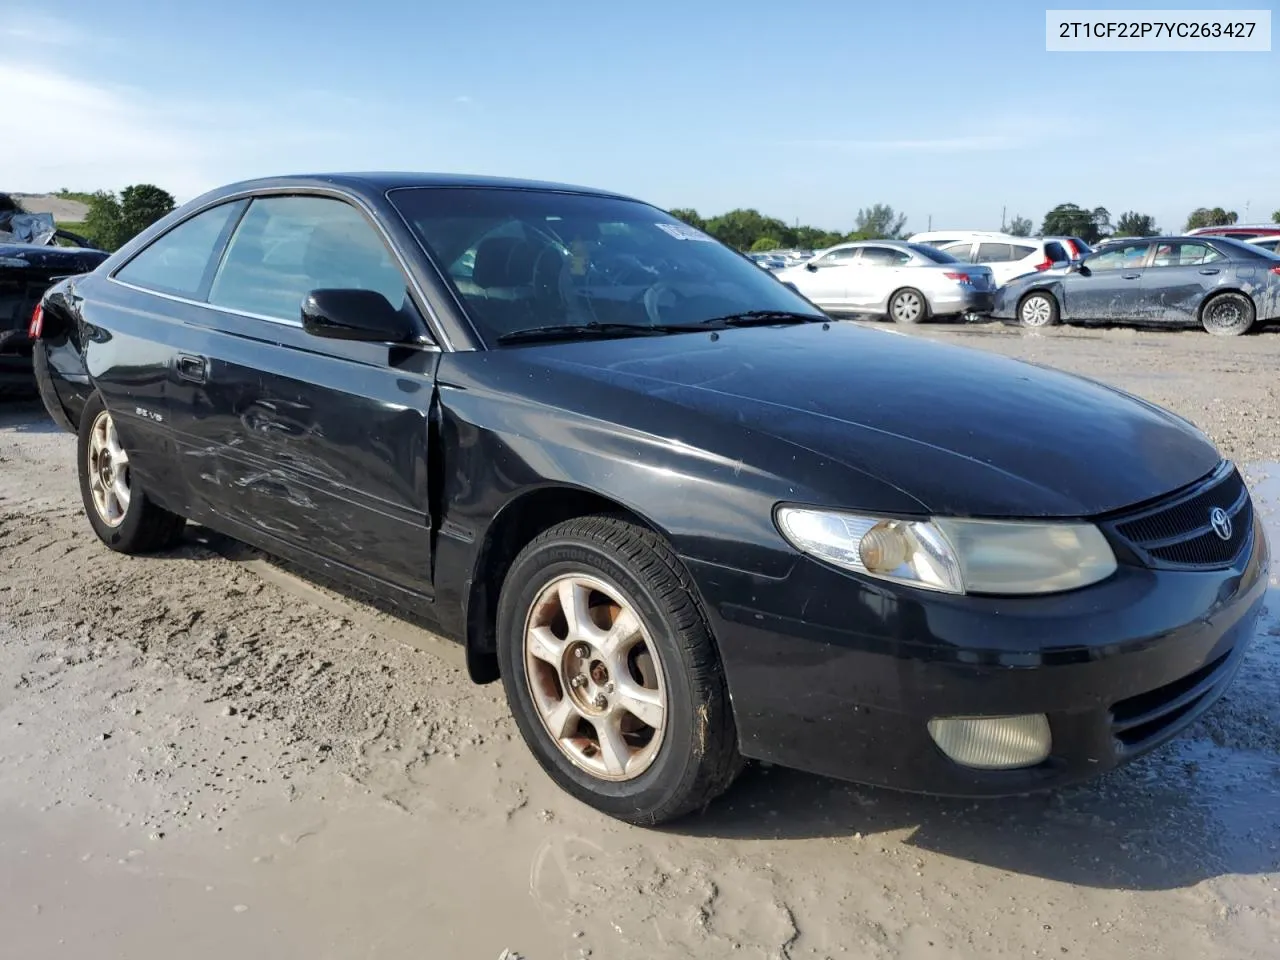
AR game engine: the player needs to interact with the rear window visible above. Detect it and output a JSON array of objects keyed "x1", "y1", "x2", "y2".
[
  {"x1": 1044, "y1": 241, "x2": 1068, "y2": 262},
  {"x1": 907, "y1": 243, "x2": 959, "y2": 263},
  {"x1": 114, "y1": 202, "x2": 243, "y2": 299}
]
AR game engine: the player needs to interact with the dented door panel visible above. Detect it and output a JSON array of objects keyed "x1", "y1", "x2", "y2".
[{"x1": 167, "y1": 307, "x2": 437, "y2": 592}]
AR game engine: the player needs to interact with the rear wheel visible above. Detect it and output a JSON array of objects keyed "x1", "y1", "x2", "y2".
[
  {"x1": 1018, "y1": 292, "x2": 1059, "y2": 328},
  {"x1": 888, "y1": 288, "x2": 928, "y2": 325},
  {"x1": 1200, "y1": 292, "x2": 1254, "y2": 336},
  {"x1": 497, "y1": 515, "x2": 742, "y2": 825},
  {"x1": 78, "y1": 393, "x2": 185, "y2": 553}
]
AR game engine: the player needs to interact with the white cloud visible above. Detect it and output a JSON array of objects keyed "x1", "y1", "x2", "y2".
[{"x1": 0, "y1": 9, "x2": 437, "y2": 200}]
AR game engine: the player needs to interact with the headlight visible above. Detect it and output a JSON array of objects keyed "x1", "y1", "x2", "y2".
[{"x1": 775, "y1": 507, "x2": 1116, "y2": 596}]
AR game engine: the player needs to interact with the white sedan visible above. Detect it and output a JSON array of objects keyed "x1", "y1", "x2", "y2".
[{"x1": 775, "y1": 240, "x2": 996, "y2": 324}]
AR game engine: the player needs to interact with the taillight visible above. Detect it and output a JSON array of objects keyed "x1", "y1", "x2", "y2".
[
  {"x1": 1035, "y1": 257, "x2": 1054, "y2": 271},
  {"x1": 943, "y1": 271, "x2": 971, "y2": 283},
  {"x1": 28, "y1": 302, "x2": 44, "y2": 339}
]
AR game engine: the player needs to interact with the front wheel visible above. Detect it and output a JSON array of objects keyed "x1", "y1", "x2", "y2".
[
  {"x1": 1018, "y1": 291, "x2": 1059, "y2": 328},
  {"x1": 1200, "y1": 292, "x2": 1254, "y2": 336},
  {"x1": 497, "y1": 515, "x2": 742, "y2": 825},
  {"x1": 78, "y1": 393, "x2": 186, "y2": 553},
  {"x1": 888, "y1": 288, "x2": 928, "y2": 325}
]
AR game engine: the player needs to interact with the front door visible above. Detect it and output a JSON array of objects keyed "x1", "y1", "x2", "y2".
[
  {"x1": 848, "y1": 244, "x2": 912, "y2": 309},
  {"x1": 167, "y1": 194, "x2": 438, "y2": 594},
  {"x1": 1062, "y1": 240, "x2": 1152, "y2": 321},
  {"x1": 796, "y1": 247, "x2": 857, "y2": 307}
]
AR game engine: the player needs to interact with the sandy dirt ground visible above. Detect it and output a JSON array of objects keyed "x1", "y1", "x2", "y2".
[{"x1": 1, "y1": 321, "x2": 1278, "y2": 960}]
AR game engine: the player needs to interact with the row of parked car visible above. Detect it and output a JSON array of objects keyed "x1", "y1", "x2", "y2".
[{"x1": 767, "y1": 224, "x2": 1280, "y2": 336}]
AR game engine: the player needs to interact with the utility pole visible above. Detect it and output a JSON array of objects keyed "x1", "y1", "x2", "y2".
[
  {"x1": 1001, "y1": 205, "x2": 1006, "y2": 231},
  {"x1": 927, "y1": 214, "x2": 932, "y2": 231}
]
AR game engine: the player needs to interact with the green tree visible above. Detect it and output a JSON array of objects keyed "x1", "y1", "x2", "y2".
[
  {"x1": 749, "y1": 236, "x2": 782, "y2": 252},
  {"x1": 1184, "y1": 206, "x2": 1237, "y2": 231},
  {"x1": 1006, "y1": 215, "x2": 1032, "y2": 237},
  {"x1": 1041, "y1": 203, "x2": 1109, "y2": 243},
  {"x1": 80, "y1": 184, "x2": 176, "y2": 250},
  {"x1": 703, "y1": 208, "x2": 792, "y2": 251},
  {"x1": 1091, "y1": 206, "x2": 1113, "y2": 238},
  {"x1": 119, "y1": 184, "x2": 175, "y2": 239},
  {"x1": 82, "y1": 190, "x2": 126, "y2": 250},
  {"x1": 850, "y1": 204, "x2": 907, "y2": 240},
  {"x1": 1271, "y1": 209, "x2": 1280, "y2": 224},
  {"x1": 667, "y1": 208, "x2": 706, "y2": 231},
  {"x1": 1114, "y1": 211, "x2": 1160, "y2": 237}
]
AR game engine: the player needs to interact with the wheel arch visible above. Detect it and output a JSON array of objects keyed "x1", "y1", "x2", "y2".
[
  {"x1": 463, "y1": 483, "x2": 669, "y2": 684},
  {"x1": 1197, "y1": 287, "x2": 1256, "y2": 320}
]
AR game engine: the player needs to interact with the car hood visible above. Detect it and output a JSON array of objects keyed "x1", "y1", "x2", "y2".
[{"x1": 528, "y1": 322, "x2": 1220, "y2": 518}]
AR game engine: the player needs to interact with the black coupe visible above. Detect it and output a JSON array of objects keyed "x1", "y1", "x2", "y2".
[{"x1": 32, "y1": 174, "x2": 1268, "y2": 823}]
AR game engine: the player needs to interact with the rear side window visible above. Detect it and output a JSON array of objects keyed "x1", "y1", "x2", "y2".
[
  {"x1": 114, "y1": 202, "x2": 242, "y2": 299},
  {"x1": 1044, "y1": 241, "x2": 1068, "y2": 262},
  {"x1": 859, "y1": 246, "x2": 911, "y2": 266},
  {"x1": 1151, "y1": 241, "x2": 1224, "y2": 267},
  {"x1": 975, "y1": 242, "x2": 1014, "y2": 262},
  {"x1": 939, "y1": 241, "x2": 973, "y2": 262},
  {"x1": 208, "y1": 196, "x2": 408, "y2": 322}
]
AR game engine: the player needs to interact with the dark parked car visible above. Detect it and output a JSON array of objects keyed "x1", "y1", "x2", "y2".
[
  {"x1": 994, "y1": 235, "x2": 1280, "y2": 335},
  {"x1": 1, "y1": 204, "x2": 108, "y2": 396},
  {"x1": 33, "y1": 174, "x2": 1268, "y2": 824}
]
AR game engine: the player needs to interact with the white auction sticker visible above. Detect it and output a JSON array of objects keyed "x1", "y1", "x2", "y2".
[
  {"x1": 1046, "y1": 9, "x2": 1271, "y2": 51},
  {"x1": 656, "y1": 222, "x2": 716, "y2": 242}
]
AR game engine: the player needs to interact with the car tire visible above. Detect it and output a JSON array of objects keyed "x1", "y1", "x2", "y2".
[
  {"x1": 78, "y1": 392, "x2": 186, "y2": 554},
  {"x1": 1200, "y1": 291, "x2": 1255, "y2": 336},
  {"x1": 496, "y1": 514, "x2": 742, "y2": 825},
  {"x1": 1018, "y1": 292, "x2": 1059, "y2": 328},
  {"x1": 888, "y1": 288, "x2": 929, "y2": 325}
]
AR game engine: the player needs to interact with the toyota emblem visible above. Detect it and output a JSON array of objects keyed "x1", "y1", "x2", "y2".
[{"x1": 1209, "y1": 507, "x2": 1233, "y2": 541}]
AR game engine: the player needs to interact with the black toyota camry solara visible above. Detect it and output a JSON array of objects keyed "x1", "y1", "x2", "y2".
[{"x1": 31, "y1": 174, "x2": 1269, "y2": 824}]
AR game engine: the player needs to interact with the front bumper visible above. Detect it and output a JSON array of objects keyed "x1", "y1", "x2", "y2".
[
  {"x1": 690, "y1": 509, "x2": 1269, "y2": 796},
  {"x1": 931, "y1": 288, "x2": 995, "y2": 317}
]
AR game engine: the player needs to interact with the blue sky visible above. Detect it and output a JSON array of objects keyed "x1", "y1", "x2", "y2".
[{"x1": 6, "y1": 0, "x2": 1278, "y2": 234}]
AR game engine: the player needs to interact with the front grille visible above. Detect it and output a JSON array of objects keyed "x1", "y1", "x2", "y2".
[
  {"x1": 1110, "y1": 649, "x2": 1234, "y2": 751},
  {"x1": 1110, "y1": 463, "x2": 1252, "y2": 569}
]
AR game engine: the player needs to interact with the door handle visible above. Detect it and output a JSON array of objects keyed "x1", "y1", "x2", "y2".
[
  {"x1": 1198, "y1": 268, "x2": 1220, "y2": 275},
  {"x1": 1121, "y1": 273, "x2": 1141, "y2": 279},
  {"x1": 176, "y1": 354, "x2": 207, "y2": 383}
]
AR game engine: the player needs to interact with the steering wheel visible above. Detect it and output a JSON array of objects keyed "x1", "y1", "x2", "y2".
[{"x1": 642, "y1": 282, "x2": 680, "y2": 325}]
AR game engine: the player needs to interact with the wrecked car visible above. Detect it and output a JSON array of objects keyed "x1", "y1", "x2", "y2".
[
  {"x1": 994, "y1": 235, "x2": 1280, "y2": 334},
  {"x1": 31, "y1": 174, "x2": 1269, "y2": 824},
  {"x1": 2, "y1": 194, "x2": 107, "y2": 397}
]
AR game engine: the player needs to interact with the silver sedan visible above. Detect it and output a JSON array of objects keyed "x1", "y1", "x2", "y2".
[{"x1": 775, "y1": 240, "x2": 997, "y2": 324}]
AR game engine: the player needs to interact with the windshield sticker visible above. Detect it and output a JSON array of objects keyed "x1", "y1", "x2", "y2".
[{"x1": 656, "y1": 222, "x2": 715, "y2": 242}]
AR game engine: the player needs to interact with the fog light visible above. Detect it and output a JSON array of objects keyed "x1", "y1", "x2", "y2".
[{"x1": 927, "y1": 715, "x2": 1051, "y2": 770}]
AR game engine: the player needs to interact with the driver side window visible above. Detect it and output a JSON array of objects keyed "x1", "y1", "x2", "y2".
[
  {"x1": 1085, "y1": 243, "x2": 1149, "y2": 271},
  {"x1": 814, "y1": 248, "x2": 857, "y2": 266}
]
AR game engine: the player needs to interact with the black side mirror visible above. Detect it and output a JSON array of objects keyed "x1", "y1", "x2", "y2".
[
  {"x1": 301, "y1": 289, "x2": 415, "y2": 343},
  {"x1": 805, "y1": 261, "x2": 819, "y2": 272}
]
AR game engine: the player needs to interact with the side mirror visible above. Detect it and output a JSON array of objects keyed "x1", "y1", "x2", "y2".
[
  {"x1": 301, "y1": 289, "x2": 415, "y2": 343},
  {"x1": 805, "y1": 261, "x2": 819, "y2": 272}
]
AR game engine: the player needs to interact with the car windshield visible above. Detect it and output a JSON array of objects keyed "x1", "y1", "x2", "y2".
[
  {"x1": 907, "y1": 243, "x2": 960, "y2": 263},
  {"x1": 389, "y1": 187, "x2": 825, "y2": 345}
]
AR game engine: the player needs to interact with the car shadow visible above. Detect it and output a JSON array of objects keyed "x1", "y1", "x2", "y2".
[{"x1": 0, "y1": 398, "x2": 60, "y2": 433}]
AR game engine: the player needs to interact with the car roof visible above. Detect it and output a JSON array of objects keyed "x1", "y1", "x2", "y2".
[{"x1": 203, "y1": 172, "x2": 638, "y2": 203}]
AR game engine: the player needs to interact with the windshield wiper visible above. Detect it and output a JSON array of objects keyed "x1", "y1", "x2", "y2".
[
  {"x1": 697, "y1": 310, "x2": 826, "y2": 328},
  {"x1": 496, "y1": 322, "x2": 701, "y2": 345}
]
